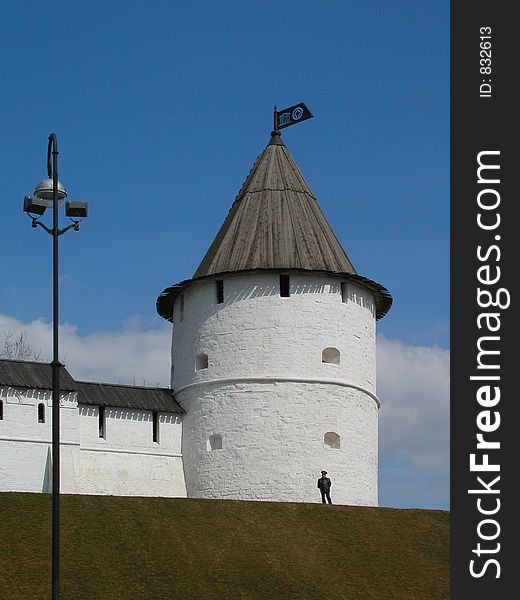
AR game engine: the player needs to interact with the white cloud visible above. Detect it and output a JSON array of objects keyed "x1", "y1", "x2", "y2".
[
  {"x1": 2, "y1": 318, "x2": 449, "y2": 456},
  {"x1": 377, "y1": 335, "x2": 450, "y2": 472},
  {"x1": 0, "y1": 314, "x2": 172, "y2": 387}
]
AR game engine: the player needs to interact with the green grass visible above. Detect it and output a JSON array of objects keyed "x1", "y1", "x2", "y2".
[{"x1": 0, "y1": 493, "x2": 449, "y2": 599}]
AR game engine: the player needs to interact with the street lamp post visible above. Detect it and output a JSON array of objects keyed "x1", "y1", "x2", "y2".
[{"x1": 23, "y1": 134, "x2": 88, "y2": 599}]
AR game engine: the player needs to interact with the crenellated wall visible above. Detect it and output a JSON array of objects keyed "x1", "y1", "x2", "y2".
[
  {"x1": 78, "y1": 405, "x2": 185, "y2": 497},
  {"x1": 0, "y1": 386, "x2": 80, "y2": 493},
  {"x1": 0, "y1": 386, "x2": 186, "y2": 498}
]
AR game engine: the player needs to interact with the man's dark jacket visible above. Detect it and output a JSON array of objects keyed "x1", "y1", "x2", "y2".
[{"x1": 317, "y1": 477, "x2": 332, "y2": 492}]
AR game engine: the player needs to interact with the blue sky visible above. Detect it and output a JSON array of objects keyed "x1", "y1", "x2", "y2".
[{"x1": 1, "y1": 1, "x2": 449, "y2": 509}]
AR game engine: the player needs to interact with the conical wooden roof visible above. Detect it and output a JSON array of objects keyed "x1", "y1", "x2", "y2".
[
  {"x1": 157, "y1": 131, "x2": 392, "y2": 321},
  {"x1": 194, "y1": 131, "x2": 356, "y2": 277}
]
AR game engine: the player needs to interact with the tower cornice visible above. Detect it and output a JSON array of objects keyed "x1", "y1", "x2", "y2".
[{"x1": 157, "y1": 268, "x2": 392, "y2": 323}]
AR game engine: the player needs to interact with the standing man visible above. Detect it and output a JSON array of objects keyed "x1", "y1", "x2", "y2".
[{"x1": 317, "y1": 470, "x2": 332, "y2": 504}]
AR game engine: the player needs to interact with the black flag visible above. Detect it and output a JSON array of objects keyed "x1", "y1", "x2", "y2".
[{"x1": 275, "y1": 102, "x2": 313, "y2": 129}]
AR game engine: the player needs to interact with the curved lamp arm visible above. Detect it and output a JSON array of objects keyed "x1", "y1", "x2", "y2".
[{"x1": 47, "y1": 133, "x2": 58, "y2": 179}]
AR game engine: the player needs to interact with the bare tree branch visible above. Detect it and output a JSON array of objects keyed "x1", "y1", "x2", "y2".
[{"x1": 1, "y1": 329, "x2": 41, "y2": 361}]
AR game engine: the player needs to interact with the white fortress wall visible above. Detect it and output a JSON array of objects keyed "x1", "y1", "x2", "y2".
[
  {"x1": 0, "y1": 386, "x2": 80, "y2": 493},
  {"x1": 0, "y1": 384, "x2": 186, "y2": 498},
  {"x1": 78, "y1": 405, "x2": 186, "y2": 497}
]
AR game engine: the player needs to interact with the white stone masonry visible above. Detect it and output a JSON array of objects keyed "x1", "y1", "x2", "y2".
[
  {"x1": 172, "y1": 271, "x2": 379, "y2": 506},
  {"x1": 0, "y1": 386, "x2": 186, "y2": 498}
]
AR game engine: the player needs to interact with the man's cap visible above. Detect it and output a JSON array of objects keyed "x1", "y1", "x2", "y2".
[{"x1": 321, "y1": 470, "x2": 327, "y2": 474}]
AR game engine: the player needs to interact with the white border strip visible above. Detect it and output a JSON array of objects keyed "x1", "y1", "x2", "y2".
[
  {"x1": 174, "y1": 376, "x2": 380, "y2": 407},
  {"x1": 81, "y1": 446, "x2": 182, "y2": 458},
  {"x1": 0, "y1": 437, "x2": 182, "y2": 458},
  {"x1": 0, "y1": 436, "x2": 79, "y2": 446}
]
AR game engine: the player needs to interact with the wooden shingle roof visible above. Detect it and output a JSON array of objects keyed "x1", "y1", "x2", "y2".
[
  {"x1": 0, "y1": 358, "x2": 77, "y2": 391},
  {"x1": 76, "y1": 381, "x2": 184, "y2": 413},
  {"x1": 194, "y1": 131, "x2": 357, "y2": 277},
  {"x1": 157, "y1": 131, "x2": 392, "y2": 321},
  {"x1": 0, "y1": 358, "x2": 183, "y2": 414}
]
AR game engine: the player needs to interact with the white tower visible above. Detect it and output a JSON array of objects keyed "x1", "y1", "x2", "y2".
[{"x1": 157, "y1": 129, "x2": 391, "y2": 505}]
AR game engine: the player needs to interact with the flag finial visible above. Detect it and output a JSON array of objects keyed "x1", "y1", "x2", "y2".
[{"x1": 275, "y1": 102, "x2": 313, "y2": 130}]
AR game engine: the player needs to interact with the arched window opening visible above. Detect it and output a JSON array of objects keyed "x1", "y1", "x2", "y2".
[
  {"x1": 196, "y1": 353, "x2": 208, "y2": 371},
  {"x1": 324, "y1": 432, "x2": 341, "y2": 449},
  {"x1": 208, "y1": 434, "x2": 222, "y2": 451},
  {"x1": 322, "y1": 347, "x2": 340, "y2": 365},
  {"x1": 38, "y1": 403, "x2": 45, "y2": 424}
]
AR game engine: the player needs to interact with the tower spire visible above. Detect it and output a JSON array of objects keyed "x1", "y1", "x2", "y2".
[{"x1": 157, "y1": 122, "x2": 392, "y2": 323}]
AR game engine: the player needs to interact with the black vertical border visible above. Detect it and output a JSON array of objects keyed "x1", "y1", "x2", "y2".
[{"x1": 451, "y1": 2, "x2": 516, "y2": 597}]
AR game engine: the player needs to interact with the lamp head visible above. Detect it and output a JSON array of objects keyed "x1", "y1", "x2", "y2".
[
  {"x1": 65, "y1": 201, "x2": 88, "y2": 218},
  {"x1": 23, "y1": 195, "x2": 48, "y2": 215},
  {"x1": 34, "y1": 178, "x2": 67, "y2": 202}
]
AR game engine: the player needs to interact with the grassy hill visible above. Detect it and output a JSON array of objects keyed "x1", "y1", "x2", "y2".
[{"x1": 0, "y1": 493, "x2": 449, "y2": 599}]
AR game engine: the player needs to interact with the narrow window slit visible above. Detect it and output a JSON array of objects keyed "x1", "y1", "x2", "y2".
[
  {"x1": 216, "y1": 280, "x2": 224, "y2": 304},
  {"x1": 179, "y1": 295, "x2": 184, "y2": 321},
  {"x1": 153, "y1": 411, "x2": 159, "y2": 443},
  {"x1": 280, "y1": 274, "x2": 290, "y2": 297},
  {"x1": 341, "y1": 282, "x2": 348, "y2": 303},
  {"x1": 99, "y1": 406, "x2": 106, "y2": 439}
]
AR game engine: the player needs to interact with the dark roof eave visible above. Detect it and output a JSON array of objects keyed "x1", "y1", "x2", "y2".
[
  {"x1": 0, "y1": 358, "x2": 77, "y2": 391},
  {"x1": 0, "y1": 359, "x2": 185, "y2": 414},
  {"x1": 76, "y1": 381, "x2": 185, "y2": 414},
  {"x1": 156, "y1": 268, "x2": 392, "y2": 322}
]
